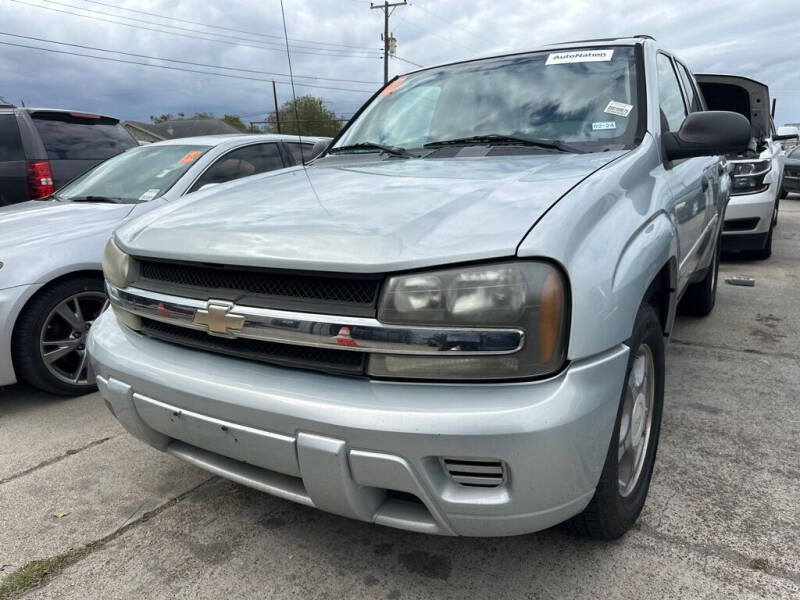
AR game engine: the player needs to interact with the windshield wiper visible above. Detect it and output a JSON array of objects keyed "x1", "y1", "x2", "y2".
[
  {"x1": 328, "y1": 142, "x2": 417, "y2": 157},
  {"x1": 68, "y1": 195, "x2": 126, "y2": 204},
  {"x1": 423, "y1": 134, "x2": 585, "y2": 154}
]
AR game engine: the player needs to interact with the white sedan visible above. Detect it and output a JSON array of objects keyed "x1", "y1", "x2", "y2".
[{"x1": 0, "y1": 133, "x2": 324, "y2": 395}]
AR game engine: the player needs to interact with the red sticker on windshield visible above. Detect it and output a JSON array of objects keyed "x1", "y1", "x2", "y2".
[
  {"x1": 178, "y1": 150, "x2": 202, "y2": 164},
  {"x1": 379, "y1": 77, "x2": 406, "y2": 96}
]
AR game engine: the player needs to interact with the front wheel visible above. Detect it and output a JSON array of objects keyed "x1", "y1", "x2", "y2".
[
  {"x1": 566, "y1": 303, "x2": 665, "y2": 540},
  {"x1": 12, "y1": 277, "x2": 107, "y2": 396}
]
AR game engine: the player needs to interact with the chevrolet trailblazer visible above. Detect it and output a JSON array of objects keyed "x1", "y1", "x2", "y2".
[{"x1": 89, "y1": 36, "x2": 750, "y2": 539}]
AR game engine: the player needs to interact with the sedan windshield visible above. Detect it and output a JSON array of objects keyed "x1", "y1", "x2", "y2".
[
  {"x1": 56, "y1": 144, "x2": 211, "y2": 203},
  {"x1": 335, "y1": 46, "x2": 641, "y2": 153}
]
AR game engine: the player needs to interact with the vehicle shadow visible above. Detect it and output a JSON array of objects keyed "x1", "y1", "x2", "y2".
[{"x1": 0, "y1": 382, "x2": 77, "y2": 416}]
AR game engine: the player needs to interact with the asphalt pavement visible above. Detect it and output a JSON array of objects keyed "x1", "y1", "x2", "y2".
[{"x1": 1, "y1": 198, "x2": 799, "y2": 600}]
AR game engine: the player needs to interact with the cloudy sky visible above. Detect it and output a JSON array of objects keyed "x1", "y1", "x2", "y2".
[{"x1": 2, "y1": 0, "x2": 799, "y2": 126}]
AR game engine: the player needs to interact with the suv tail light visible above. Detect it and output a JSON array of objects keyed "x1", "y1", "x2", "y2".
[{"x1": 26, "y1": 160, "x2": 54, "y2": 199}]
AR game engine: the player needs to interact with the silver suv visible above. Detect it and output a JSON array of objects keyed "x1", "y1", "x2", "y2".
[{"x1": 89, "y1": 36, "x2": 749, "y2": 539}]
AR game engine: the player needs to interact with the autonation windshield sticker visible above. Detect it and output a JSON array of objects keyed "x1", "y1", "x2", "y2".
[
  {"x1": 545, "y1": 49, "x2": 614, "y2": 65},
  {"x1": 592, "y1": 121, "x2": 617, "y2": 131},
  {"x1": 604, "y1": 100, "x2": 634, "y2": 117}
]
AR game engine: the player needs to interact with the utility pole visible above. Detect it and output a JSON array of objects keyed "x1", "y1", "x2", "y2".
[
  {"x1": 271, "y1": 80, "x2": 281, "y2": 133},
  {"x1": 370, "y1": 0, "x2": 406, "y2": 84}
]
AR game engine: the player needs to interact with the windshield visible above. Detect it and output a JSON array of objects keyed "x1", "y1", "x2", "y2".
[
  {"x1": 335, "y1": 46, "x2": 642, "y2": 153},
  {"x1": 57, "y1": 144, "x2": 210, "y2": 203}
]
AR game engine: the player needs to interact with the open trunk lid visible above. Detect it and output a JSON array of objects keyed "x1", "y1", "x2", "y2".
[{"x1": 695, "y1": 74, "x2": 771, "y2": 141}]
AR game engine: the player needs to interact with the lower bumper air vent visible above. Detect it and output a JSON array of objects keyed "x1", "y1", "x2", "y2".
[{"x1": 442, "y1": 458, "x2": 506, "y2": 488}]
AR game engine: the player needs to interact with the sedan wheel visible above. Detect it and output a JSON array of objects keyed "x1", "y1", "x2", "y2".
[
  {"x1": 39, "y1": 292, "x2": 107, "y2": 385},
  {"x1": 12, "y1": 277, "x2": 107, "y2": 396}
]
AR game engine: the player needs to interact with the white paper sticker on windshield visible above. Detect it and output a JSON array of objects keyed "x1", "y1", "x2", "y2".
[
  {"x1": 592, "y1": 121, "x2": 617, "y2": 131},
  {"x1": 604, "y1": 100, "x2": 633, "y2": 117},
  {"x1": 139, "y1": 188, "x2": 160, "y2": 201},
  {"x1": 546, "y1": 49, "x2": 614, "y2": 65}
]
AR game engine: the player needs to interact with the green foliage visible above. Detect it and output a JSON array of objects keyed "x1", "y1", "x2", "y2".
[
  {"x1": 267, "y1": 95, "x2": 342, "y2": 137},
  {"x1": 221, "y1": 114, "x2": 247, "y2": 132}
]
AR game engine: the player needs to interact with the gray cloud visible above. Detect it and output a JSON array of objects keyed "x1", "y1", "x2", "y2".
[{"x1": 1, "y1": 0, "x2": 798, "y2": 125}]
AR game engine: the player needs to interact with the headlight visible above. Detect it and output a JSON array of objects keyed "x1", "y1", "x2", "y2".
[
  {"x1": 731, "y1": 159, "x2": 771, "y2": 195},
  {"x1": 102, "y1": 238, "x2": 132, "y2": 288},
  {"x1": 369, "y1": 261, "x2": 568, "y2": 380}
]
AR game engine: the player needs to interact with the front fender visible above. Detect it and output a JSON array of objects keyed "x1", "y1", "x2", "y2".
[{"x1": 517, "y1": 134, "x2": 677, "y2": 360}]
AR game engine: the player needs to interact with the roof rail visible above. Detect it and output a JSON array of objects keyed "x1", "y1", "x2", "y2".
[{"x1": 558, "y1": 34, "x2": 655, "y2": 45}]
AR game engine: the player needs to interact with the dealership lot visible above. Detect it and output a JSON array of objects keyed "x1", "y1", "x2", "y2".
[{"x1": 1, "y1": 201, "x2": 798, "y2": 600}]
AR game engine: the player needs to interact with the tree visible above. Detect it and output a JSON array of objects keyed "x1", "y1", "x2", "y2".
[
  {"x1": 222, "y1": 114, "x2": 247, "y2": 132},
  {"x1": 149, "y1": 112, "x2": 183, "y2": 123},
  {"x1": 267, "y1": 95, "x2": 342, "y2": 137}
]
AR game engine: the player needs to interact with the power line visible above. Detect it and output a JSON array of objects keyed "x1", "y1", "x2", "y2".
[
  {"x1": 8, "y1": 0, "x2": 382, "y2": 59},
  {"x1": 392, "y1": 54, "x2": 422, "y2": 68},
  {"x1": 0, "y1": 31, "x2": 381, "y2": 85},
  {"x1": 0, "y1": 39, "x2": 377, "y2": 93},
  {"x1": 30, "y1": 0, "x2": 379, "y2": 56},
  {"x1": 78, "y1": 0, "x2": 377, "y2": 52},
  {"x1": 411, "y1": 1, "x2": 495, "y2": 48}
]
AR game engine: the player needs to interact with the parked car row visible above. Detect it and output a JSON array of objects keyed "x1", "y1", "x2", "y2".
[
  {"x1": 0, "y1": 133, "x2": 324, "y2": 394},
  {"x1": 0, "y1": 35, "x2": 793, "y2": 541},
  {"x1": 0, "y1": 106, "x2": 138, "y2": 205}
]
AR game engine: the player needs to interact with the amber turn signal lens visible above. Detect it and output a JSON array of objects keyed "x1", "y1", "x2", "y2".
[{"x1": 539, "y1": 272, "x2": 564, "y2": 363}]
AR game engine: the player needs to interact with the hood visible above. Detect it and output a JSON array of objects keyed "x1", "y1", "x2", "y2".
[
  {"x1": 696, "y1": 74, "x2": 770, "y2": 141},
  {"x1": 0, "y1": 200, "x2": 134, "y2": 251},
  {"x1": 117, "y1": 152, "x2": 625, "y2": 273}
]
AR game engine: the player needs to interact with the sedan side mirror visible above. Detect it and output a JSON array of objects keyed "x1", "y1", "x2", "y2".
[
  {"x1": 309, "y1": 139, "x2": 330, "y2": 160},
  {"x1": 662, "y1": 111, "x2": 751, "y2": 161}
]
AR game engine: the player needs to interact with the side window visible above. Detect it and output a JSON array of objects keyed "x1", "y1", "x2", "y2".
[
  {"x1": 0, "y1": 114, "x2": 25, "y2": 161},
  {"x1": 285, "y1": 142, "x2": 313, "y2": 165},
  {"x1": 676, "y1": 63, "x2": 702, "y2": 113},
  {"x1": 189, "y1": 143, "x2": 285, "y2": 193},
  {"x1": 656, "y1": 54, "x2": 688, "y2": 132}
]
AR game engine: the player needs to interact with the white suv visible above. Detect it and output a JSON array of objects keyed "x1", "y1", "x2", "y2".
[{"x1": 696, "y1": 74, "x2": 794, "y2": 259}]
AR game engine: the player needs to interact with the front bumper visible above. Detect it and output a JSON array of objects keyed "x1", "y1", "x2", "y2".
[
  {"x1": 89, "y1": 310, "x2": 629, "y2": 537},
  {"x1": 722, "y1": 186, "x2": 776, "y2": 251}
]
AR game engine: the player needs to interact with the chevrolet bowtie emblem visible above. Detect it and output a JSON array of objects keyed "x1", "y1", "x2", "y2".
[{"x1": 193, "y1": 301, "x2": 245, "y2": 336}]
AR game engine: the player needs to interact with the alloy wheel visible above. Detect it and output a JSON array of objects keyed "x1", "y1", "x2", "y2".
[
  {"x1": 39, "y1": 292, "x2": 108, "y2": 385},
  {"x1": 618, "y1": 344, "x2": 655, "y2": 497}
]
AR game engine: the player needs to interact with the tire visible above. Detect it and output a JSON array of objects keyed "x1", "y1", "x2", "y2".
[
  {"x1": 566, "y1": 303, "x2": 665, "y2": 540},
  {"x1": 12, "y1": 277, "x2": 107, "y2": 396},
  {"x1": 678, "y1": 233, "x2": 721, "y2": 317}
]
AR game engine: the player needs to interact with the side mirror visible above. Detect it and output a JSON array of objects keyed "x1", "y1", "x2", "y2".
[
  {"x1": 198, "y1": 183, "x2": 219, "y2": 192},
  {"x1": 662, "y1": 111, "x2": 751, "y2": 161},
  {"x1": 309, "y1": 139, "x2": 330, "y2": 160}
]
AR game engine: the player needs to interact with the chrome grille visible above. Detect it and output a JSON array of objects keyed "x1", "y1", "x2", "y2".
[
  {"x1": 442, "y1": 458, "x2": 506, "y2": 487},
  {"x1": 140, "y1": 318, "x2": 365, "y2": 376}
]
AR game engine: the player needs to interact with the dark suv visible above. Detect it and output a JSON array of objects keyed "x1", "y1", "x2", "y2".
[{"x1": 0, "y1": 105, "x2": 137, "y2": 206}]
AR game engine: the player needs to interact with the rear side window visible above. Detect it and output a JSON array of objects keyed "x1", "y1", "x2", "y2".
[
  {"x1": 0, "y1": 114, "x2": 24, "y2": 161},
  {"x1": 189, "y1": 143, "x2": 285, "y2": 192},
  {"x1": 31, "y1": 113, "x2": 137, "y2": 160},
  {"x1": 676, "y1": 63, "x2": 702, "y2": 113},
  {"x1": 285, "y1": 142, "x2": 314, "y2": 164},
  {"x1": 656, "y1": 54, "x2": 688, "y2": 132}
]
